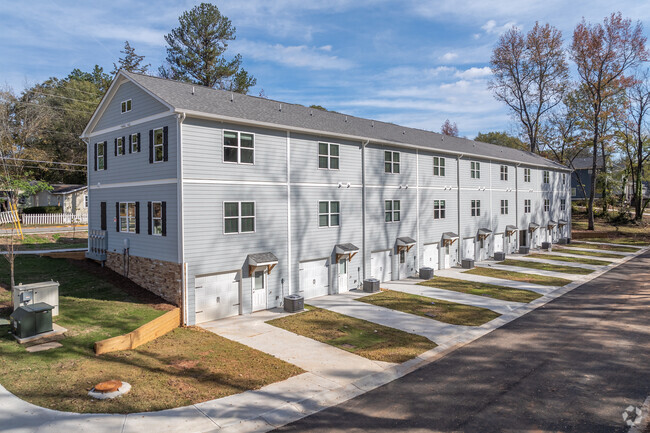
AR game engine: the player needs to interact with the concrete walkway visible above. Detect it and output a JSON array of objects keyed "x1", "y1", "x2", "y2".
[
  {"x1": 474, "y1": 262, "x2": 586, "y2": 281},
  {"x1": 308, "y1": 291, "x2": 474, "y2": 344},
  {"x1": 201, "y1": 309, "x2": 392, "y2": 386},
  {"x1": 434, "y1": 267, "x2": 560, "y2": 295},
  {"x1": 381, "y1": 280, "x2": 525, "y2": 315}
]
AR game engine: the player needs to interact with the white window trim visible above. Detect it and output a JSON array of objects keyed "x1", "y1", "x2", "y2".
[
  {"x1": 151, "y1": 201, "x2": 163, "y2": 236},
  {"x1": 223, "y1": 201, "x2": 256, "y2": 235},
  {"x1": 385, "y1": 199, "x2": 401, "y2": 223},
  {"x1": 544, "y1": 199, "x2": 550, "y2": 212},
  {"x1": 121, "y1": 99, "x2": 132, "y2": 114},
  {"x1": 318, "y1": 200, "x2": 341, "y2": 228},
  {"x1": 318, "y1": 142, "x2": 340, "y2": 171},
  {"x1": 83, "y1": 194, "x2": 88, "y2": 209},
  {"x1": 130, "y1": 133, "x2": 140, "y2": 153},
  {"x1": 153, "y1": 127, "x2": 165, "y2": 164},
  {"x1": 471, "y1": 161, "x2": 481, "y2": 179},
  {"x1": 97, "y1": 142, "x2": 106, "y2": 170},
  {"x1": 434, "y1": 199, "x2": 446, "y2": 219},
  {"x1": 433, "y1": 156, "x2": 446, "y2": 176},
  {"x1": 471, "y1": 199, "x2": 481, "y2": 217},
  {"x1": 119, "y1": 201, "x2": 137, "y2": 233},
  {"x1": 524, "y1": 168, "x2": 531, "y2": 183},
  {"x1": 524, "y1": 199, "x2": 531, "y2": 213},
  {"x1": 501, "y1": 199, "x2": 508, "y2": 215},
  {"x1": 117, "y1": 137, "x2": 125, "y2": 156},
  {"x1": 543, "y1": 170, "x2": 550, "y2": 184},
  {"x1": 560, "y1": 199, "x2": 566, "y2": 211},
  {"x1": 500, "y1": 165, "x2": 508, "y2": 181},
  {"x1": 223, "y1": 130, "x2": 256, "y2": 165},
  {"x1": 384, "y1": 151, "x2": 401, "y2": 174}
]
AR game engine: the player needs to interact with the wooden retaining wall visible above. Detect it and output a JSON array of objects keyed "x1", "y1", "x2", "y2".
[{"x1": 94, "y1": 307, "x2": 181, "y2": 355}]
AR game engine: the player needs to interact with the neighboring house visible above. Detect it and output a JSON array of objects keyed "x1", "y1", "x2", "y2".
[
  {"x1": 570, "y1": 156, "x2": 604, "y2": 200},
  {"x1": 23, "y1": 184, "x2": 88, "y2": 215},
  {"x1": 81, "y1": 71, "x2": 572, "y2": 326}
]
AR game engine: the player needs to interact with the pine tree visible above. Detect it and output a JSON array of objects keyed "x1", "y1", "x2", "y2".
[{"x1": 112, "y1": 41, "x2": 150, "y2": 75}]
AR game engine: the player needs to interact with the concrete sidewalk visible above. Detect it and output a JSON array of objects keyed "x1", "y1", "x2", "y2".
[{"x1": 381, "y1": 280, "x2": 525, "y2": 315}]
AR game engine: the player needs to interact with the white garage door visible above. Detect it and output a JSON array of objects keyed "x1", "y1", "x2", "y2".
[
  {"x1": 300, "y1": 259, "x2": 329, "y2": 299},
  {"x1": 371, "y1": 250, "x2": 392, "y2": 282},
  {"x1": 195, "y1": 271, "x2": 240, "y2": 323},
  {"x1": 423, "y1": 243, "x2": 439, "y2": 270},
  {"x1": 494, "y1": 234, "x2": 504, "y2": 254},
  {"x1": 463, "y1": 238, "x2": 475, "y2": 260}
]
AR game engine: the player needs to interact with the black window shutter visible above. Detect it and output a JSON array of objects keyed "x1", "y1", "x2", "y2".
[
  {"x1": 128, "y1": 134, "x2": 132, "y2": 153},
  {"x1": 163, "y1": 126, "x2": 169, "y2": 161},
  {"x1": 149, "y1": 130, "x2": 153, "y2": 163},
  {"x1": 114, "y1": 138, "x2": 117, "y2": 156},
  {"x1": 115, "y1": 202, "x2": 119, "y2": 232},
  {"x1": 161, "y1": 201, "x2": 167, "y2": 236},
  {"x1": 94, "y1": 143, "x2": 97, "y2": 171},
  {"x1": 103, "y1": 141, "x2": 108, "y2": 169},
  {"x1": 135, "y1": 202, "x2": 140, "y2": 234},
  {"x1": 137, "y1": 133, "x2": 141, "y2": 152},
  {"x1": 100, "y1": 202, "x2": 106, "y2": 231},
  {"x1": 147, "y1": 201, "x2": 152, "y2": 235}
]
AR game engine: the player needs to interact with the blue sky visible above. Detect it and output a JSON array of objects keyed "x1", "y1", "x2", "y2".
[{"x1": 2, "y1": 0, "x2": 650, "y2": 138}]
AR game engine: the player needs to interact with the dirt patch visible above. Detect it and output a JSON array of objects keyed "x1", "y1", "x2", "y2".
[
  {"x1": 68, "y1": 259, "x2": 174, "y2": 311},
  {"x1": 170, "y1": 359, "x2": 199, "y2": 370}
]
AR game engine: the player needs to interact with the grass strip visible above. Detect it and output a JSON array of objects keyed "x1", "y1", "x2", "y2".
[
  {"x1": 418, "y1": 276, "x2": 541, "y2": 303},
  {"x1": 464, "y1": 267, "x2": 571, "y2": 287},
  {"x1": 525, "y1": 253, "x2": 612, "y2": 266},
  {"x1": 498, "y1": 259, "x2": 593, "y2": 275}
]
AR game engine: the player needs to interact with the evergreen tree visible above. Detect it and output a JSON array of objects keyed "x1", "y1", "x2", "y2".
[
  {"x1": 159, "y1": 3, "x2": 256, "y2": 93},
  {"x1": 112, "y1": 41, "x2": 150, "y2": 75}
]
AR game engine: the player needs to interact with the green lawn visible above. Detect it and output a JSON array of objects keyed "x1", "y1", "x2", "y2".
[
  {"x1": 464, "y1": 267, "x2": 572, "y2": 286},
  {"x1": 576, "y1": 237, "x2": 649, "y2": 246},
  {"x1": 0, "y1": 232, "x2": 87, "y2": 251},
  {"x1": 553, "y1": 248, "x2": 625, "y2": 259},
  {"x1": 569, "y1": 242, "x2": 639, "y2": 253},
  {"x1": 498, "y1": 259, "x2": 594, "y2": 275},
  {"x1": 357, "y1": 290, "x2": 500, "y2": 326},
  {"x1": 525, "y1": 253, "x2": 613, "y2": 266},
  {"x1": 0, "y1": 256, "x2": 302, "y2": 413},
  {"x1": 418, "y1": 276, "x2": 541, "y2": 303},
  {"x1": 267, "y1": 306, "x2": 436, "y2": 363}
]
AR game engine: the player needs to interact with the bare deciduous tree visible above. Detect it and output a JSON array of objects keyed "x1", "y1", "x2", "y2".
[{"x1": 440, "y1": 119, "x2": 459, "y2": 136}]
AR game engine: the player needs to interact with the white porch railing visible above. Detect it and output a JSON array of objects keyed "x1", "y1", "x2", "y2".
[
  {"x1": 20, "y1": 213, "x2": 88, "y2": 226},
  {"x1": 0, "y1": 211, "x2": 18, "y2": 225}
]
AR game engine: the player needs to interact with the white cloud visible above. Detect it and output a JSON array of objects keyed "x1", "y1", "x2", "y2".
[
  {"x1": 235, "y1": 40, "x2": 354, "y2": 70},
  {"x1": 440, "y1": 52, "x2": 458, "y2": 61},
  {"x1": 455, "y1": 66, "x2": 492, "y2": 80},
  {"x1": 319, "y1": 45, "x2": 333, "y2": 52},
  {"x1": 481, "y1": 19, "x2": 518, "y2": 35}
]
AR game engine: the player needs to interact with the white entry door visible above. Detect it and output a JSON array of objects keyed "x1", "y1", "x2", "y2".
[
  {"x1": 371, "y1": 250, "x2": 392, "y2": 282},
  {"x1": 494, "y1": 234, "x2": 504, "y2": 254},
  {"x1": 195, "y1": 271, "x2": 240, "y2": 323},
  {"x1": 463, "y1": 238, "x2": 475, "y2": 261},
  {"x1": 423, "y1": 243, "x2": 439, "y2": 270},
  {"x1": 338, "y1": 257, "x2": 348, "y2": 293},
  {"x1": 444, "y1": 244, "x2": 451, "y2": 268},
  {"x1": 252, "y1": 270, "x2": 267, "y2": 312},
  {"x1": 300, "y1": 259, "x2": 329, "y2": 299},
  {"x1": 478, "y1": 237, "x2": 490, "y2": 261}
]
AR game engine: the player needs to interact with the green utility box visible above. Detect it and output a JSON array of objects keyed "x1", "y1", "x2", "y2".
[{"x1": 10, "y1": 302, "x2": 54, "y2": 339}]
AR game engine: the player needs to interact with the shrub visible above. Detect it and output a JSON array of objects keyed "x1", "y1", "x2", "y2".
[{"x1": 22, "y1": 206, "x2": 63, "y2": 214}]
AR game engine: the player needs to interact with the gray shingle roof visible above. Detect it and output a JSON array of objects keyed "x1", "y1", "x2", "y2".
[
  {"x1": 122, "y1": 71, "x2": 569, "y2": 171},
  {"x1": 397, "y1": 237, "x2": 417, "y2": 245},
  {"x1": 335, "y1": 243, "x2": 360, "y2": 254},
  {"x1": 247, "y1": 252, "x2": 279, "y2": 266}
]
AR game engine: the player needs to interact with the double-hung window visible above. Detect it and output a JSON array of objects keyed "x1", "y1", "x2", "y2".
[
  {"x1": 561, "y1": 198, "x2": 566, "y2": 211},
  {"x1": 153, "y1": 127, "x2": 165, "y2": 163},
  {"x1": 318, "y1": 143, "x2": 339, "y2": 169},
  {"x1": 385, "y1": 151, "x2": 400, "y2": 173},
  {"x1": 318, "y1": 201, "x2": 340, "y2": 227},
  {"x1": 500, "y1": 165, "x2": 508, "y2": 181},
  {"x1": 562, "y1": 173, "x2": 566, "y2": 185},
  {"x1": 433, "y1": 157, "x2": 445, "y2": 176},
  {"x1": 471, "y1": 200, "x2": 481, "y2": 217},
  {"x1": 119, "y1": 202, "x2": 136, "y2": 233},
  {"x1": 121, "y1": 99, "x2": 132, "y2": 113},
  {"x1": 151, "y1": 202, "x2": 163, "y2": 236},
  {"x1": 224, "y1": 202, "x2": 255, "y2": 234},
  {"x1": 544, "y1": 199, "x2": 550, "y2": 212},
  {"x1": 471, "y1": 161, "x2": 481, "y2": 179},
  {"x1": 83, "y1": 194, "x2": 88, "y2": 209},
  {"x1": 130, "y1": 133, "x2": 140, "y2": 153},
  {"x1": 524, "y1": 168, "x2": 531, "y2": 182},
  {"x1": 434, "y1": 200, "x2": 446, "y2": 219},
  {"x1": 223, "y1": 130, "x2": 254, "y2": 164},
  {"x1": 524, "y1": 199, "x2": 531, "y2": 213},
  {"x1": 501, "y1": 200, "x2": 508, "y2": 215},
  {"x1": 543, "y1": 170, "x2": 550, "y2": 184},
  {"x1": 116, "y1": 137, "x2": 125, "y2": 156},
  {"x1": 97, "y1": 142, "x2": 105, "y2": 170},
  {"x1": 385, "y1": 200, "x2": 400, "y2": 222}
]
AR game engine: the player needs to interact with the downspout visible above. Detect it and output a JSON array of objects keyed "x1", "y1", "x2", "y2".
[
  {"x1": 456, "y1": 154, "x2": 463, "y2": 265},
  {"x1": 362, "y1": 140, "x2": 368, "y2": 279},
  {"x1": 287, "y1": 131, "x2": 292, "y2": 296},
  {"x1": 177, "y1": 112, "x2": 187, "y2": 325},
  {"x1": 415, "y1": 149, "x2": 420, "y2": 273},
  {"x1": 515, "y1": 163, "x2": 520, "y2": 252}
]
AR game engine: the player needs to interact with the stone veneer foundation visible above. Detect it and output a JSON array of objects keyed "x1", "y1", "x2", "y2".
[{"x1": 106, "y1": 252, "x2": 182, "y2": 306}]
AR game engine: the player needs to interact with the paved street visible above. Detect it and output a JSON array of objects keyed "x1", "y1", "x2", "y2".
[{"x1": 277, "y1": 250, "x2": 650, "y2": 433}]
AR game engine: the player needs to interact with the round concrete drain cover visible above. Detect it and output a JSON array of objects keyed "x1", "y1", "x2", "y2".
[{"x1": 88, "y1": 381, "x2": 131, "y2": 400}]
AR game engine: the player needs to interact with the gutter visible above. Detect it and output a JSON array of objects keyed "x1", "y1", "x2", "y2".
[
  {"x1": 361, "y1": 140, "x2": 369, "y2": 280},
  {"x1": 457, "y1": 154, "x2": 463, "y2": 265},
  {"x1": 174, "y1": 109, "x2": 572, "y2": 173},
  {"x1": 177, "y1": 112, "x2": 187, "y2": 325}
]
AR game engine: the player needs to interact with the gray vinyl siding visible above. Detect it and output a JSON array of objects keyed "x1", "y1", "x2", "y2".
[
  {"x1": 418, "y1": 151, "x2": 458, "y2": 188},
  {"x1": 93, "y1": 81, "x2": 169, "y2": 132},
  {"x1": 183, "y1": 183, "x2": 288, "y2": 325},
  {"x1": 290, "y1": 133, "x2": 362, "y2": 185},
  {"x1": 492, "y1": 190, "x2": 517, "y2": 233},
  {"x1": 290, "y1": 186, "x2": 364, "y2": 296},
  {"x1": 89, "y1": 116, "x2": 178, "y2": 184},
  {"x1": 88, "y1": 183, "x2": 178, "y2": 263},
  {"x1": 365, "y1": 144, "x2": 417, "y2": 186},
  {"x1": 182, "y1": 117, "x2": 287, "y2": 183}
]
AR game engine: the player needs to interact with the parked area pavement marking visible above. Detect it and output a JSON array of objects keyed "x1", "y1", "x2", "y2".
[{"x1": 0, "y1": 241, "x2": 646, "y2": 433}]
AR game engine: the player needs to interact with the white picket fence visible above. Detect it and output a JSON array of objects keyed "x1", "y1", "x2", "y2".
[
  {"x1": 20, "y1": 213, "x2": 88, "y2": 226},
  {"x1": 0, "y1": 211, "x2": 18, "y2": 225}
]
